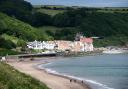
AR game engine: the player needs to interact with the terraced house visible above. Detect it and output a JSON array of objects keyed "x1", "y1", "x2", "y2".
[{"x1": 27, "y1": 37, "x2": 94, "y2": 52}]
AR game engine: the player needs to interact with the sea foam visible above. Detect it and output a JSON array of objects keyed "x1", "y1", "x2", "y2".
[{"x1": 38, "y1": 64, "x2": 114, "y2": 89}]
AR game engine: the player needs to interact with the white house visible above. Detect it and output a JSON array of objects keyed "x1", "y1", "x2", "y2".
[
  {"x1": 27, "y1": 40, "x2": 55, "y2": 50},
  {"x1": 27, "y1": 38, "x2": 94, "y2": 52}
]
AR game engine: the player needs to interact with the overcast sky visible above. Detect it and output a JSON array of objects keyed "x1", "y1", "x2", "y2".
[{"x1": 26, "y1": 0, "x2": 128, "y2": 7}]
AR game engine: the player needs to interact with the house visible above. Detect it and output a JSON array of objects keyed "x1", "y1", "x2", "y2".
[
  {"x1": 80, "y1": 37, "x2": 93, "y2": 52},
  {"x1": 55, "y1": 41, "x2": 72, "y2": 51},
  {"x1": 27, "y1": 40, "x2": 43, "y2": 49},
  {"x1": 27, "y1": 40, "x2": 55, "y2": 50},
  {"x1": 27, "y1": 37, "x2": 94, "y2": 52}
]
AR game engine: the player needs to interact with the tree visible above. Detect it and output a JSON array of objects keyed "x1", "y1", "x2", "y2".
[
  {"x1": 0, "y1": 37, "x2": 16, "y2": 49},
  {"x1": 31, "y1": 12, "x2": 52, "y2": 27}
]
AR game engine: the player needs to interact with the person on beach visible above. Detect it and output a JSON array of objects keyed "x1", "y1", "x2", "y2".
[
  {"x1": 81, "y1": 80, "x2": 84, "y2": 84},
  {"x1": 74, "y1": 80, "x2": 76, "y2": 82},
  {"x1": 70, "y1": 79, "x2": 72, "y2": 82}
]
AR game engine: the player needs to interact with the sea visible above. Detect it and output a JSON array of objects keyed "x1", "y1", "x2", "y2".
[{"x1": 39, "y1": 54, "x2": 128, "y2": 89}]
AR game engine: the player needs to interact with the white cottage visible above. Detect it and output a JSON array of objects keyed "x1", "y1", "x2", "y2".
[{"x1": 27, "y1": 40, "x2": 55, "y2": 50}]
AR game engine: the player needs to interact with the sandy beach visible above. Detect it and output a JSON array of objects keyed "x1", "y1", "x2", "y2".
[{"x1": 7, "y1": 59, "x2": 90, "y2": 89}]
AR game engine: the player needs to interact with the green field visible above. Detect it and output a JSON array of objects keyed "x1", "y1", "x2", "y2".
[
  {"x1": 36, "y1": 8, "x2": 65, "y2": 16},
  {"x1": 0, "y1": 62, "x2": 49, "y2": 89},
  {"x1": 34, "y1": 5, "x2": 67, "y2": 16},
  {"x1": 34, "y1": 5, "x2": 67, "y2": 9}
]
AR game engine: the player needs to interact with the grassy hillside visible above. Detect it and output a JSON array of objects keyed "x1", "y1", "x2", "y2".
[
  {"x1": 0, "y1": 12, "x2": 53, "y2": 55},
  {"x1": 0, "y1": 62, "x2": 49, "y2": 89},
  {"x1": 1, "y1": 34, "x2": 25, "y2": 45},
  {"x1": 0, "y1": 12, "x2": 53, "y2": 41}
]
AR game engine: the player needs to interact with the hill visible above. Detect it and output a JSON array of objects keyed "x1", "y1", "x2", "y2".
[
  {"x1": 0, "y1": 0, "x2": 52, "y2": 27},
  {"x1": 39, "y1": 8, "x2": 128, "y2": 46},
  {"x1": 0, "y1": 0, "x2": 128, "y2": 48},
  {"x1": 0, "y1": 12, "x2": 53, "y2": 55},
  {"x1": 35, "y1": 7, "x2": 128, "y2": 46},
  {"x1": 0, "y1": 62, "x2": 49, "y2": 89},
  {"x1": 51, "y1": 9, "x2": 128, "y2": 36},
  {"x1": 0, "y1": 12, "x2": 52, "y2": 41}
]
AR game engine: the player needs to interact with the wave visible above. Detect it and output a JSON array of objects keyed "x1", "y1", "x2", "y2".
[{"x1": 37, "y1": 64, "x2": 114, "y2": 89}]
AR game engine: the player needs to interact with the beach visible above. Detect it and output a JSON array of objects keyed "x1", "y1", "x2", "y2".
[{"x1": 7, "y1": 58, "x2": 90, "y2": 89}]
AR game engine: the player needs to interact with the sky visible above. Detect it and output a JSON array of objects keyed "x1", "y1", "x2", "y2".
[{"x1": 26, "y1": 0, "x2": 128, "y2": 7}]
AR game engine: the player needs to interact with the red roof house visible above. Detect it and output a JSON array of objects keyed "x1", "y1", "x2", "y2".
[{"x1": 80, "y1": 38, "x2": 93, "y2": 43}]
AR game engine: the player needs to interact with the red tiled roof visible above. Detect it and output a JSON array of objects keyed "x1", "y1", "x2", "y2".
[{"x1": 80, "y1": 38, "x2": 93, "y2": 43}]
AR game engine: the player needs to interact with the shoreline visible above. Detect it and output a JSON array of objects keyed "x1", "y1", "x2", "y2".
[
  {"x1": 37, "y1": 62, "x2": 91, "y2": 89},
  {"x1": 7, "y1": 57, "x2": 91, "y2": 89}
]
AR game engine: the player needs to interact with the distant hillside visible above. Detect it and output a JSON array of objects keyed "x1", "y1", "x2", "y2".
[
  {"x1": 34, "y1": 5, "x2": 128, "y2": 16},
  {"x1": 34, "y1": 5, "x2": 67, "y2": 16},
  {"x1": 0, "y1": 0, "x2": 32, "y2": 22},
  {"x1": 52, "y1": 9, "x2": 128, "y2": 36},
  {"x1": 0, "y1": 0, "x2": 52, "y2": 27},
  {"x1": 0, "y1": 12, "x2": 53, "y2": 41},
  {"x1": 38, "y1": 8, "x2": 128, "y2": 46}
]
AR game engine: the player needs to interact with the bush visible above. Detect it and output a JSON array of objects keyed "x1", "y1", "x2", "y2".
[
  {"x1": 0, "y1": 37, "x2": 16, "y2": 49},
  {"x1": 0, "y1": 48, "x2": 19, "y2": 56},
  {"x1": 17, "y1": 40, "x2": 26, "y2": 47}
]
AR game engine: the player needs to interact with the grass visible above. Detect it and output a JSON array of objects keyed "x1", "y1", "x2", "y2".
[
  {"x1": 34, "y1": 5, "x2": 67, "y2": 8},
  {"x1": 36, "y1": 8, "x2": 65, "y2": 16},
  {"x1": 0, "y1": 12, "x2": 51, "y2": 41},
  {"x1": 37, "y1": 9, "x2": 65, "y2": 16},
  {"x1": 1, "y1": 34, "x2": 25, "y2": 45},
  {"x1": 0, "y1": 62, "x2": 49, "y2": 89}
]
